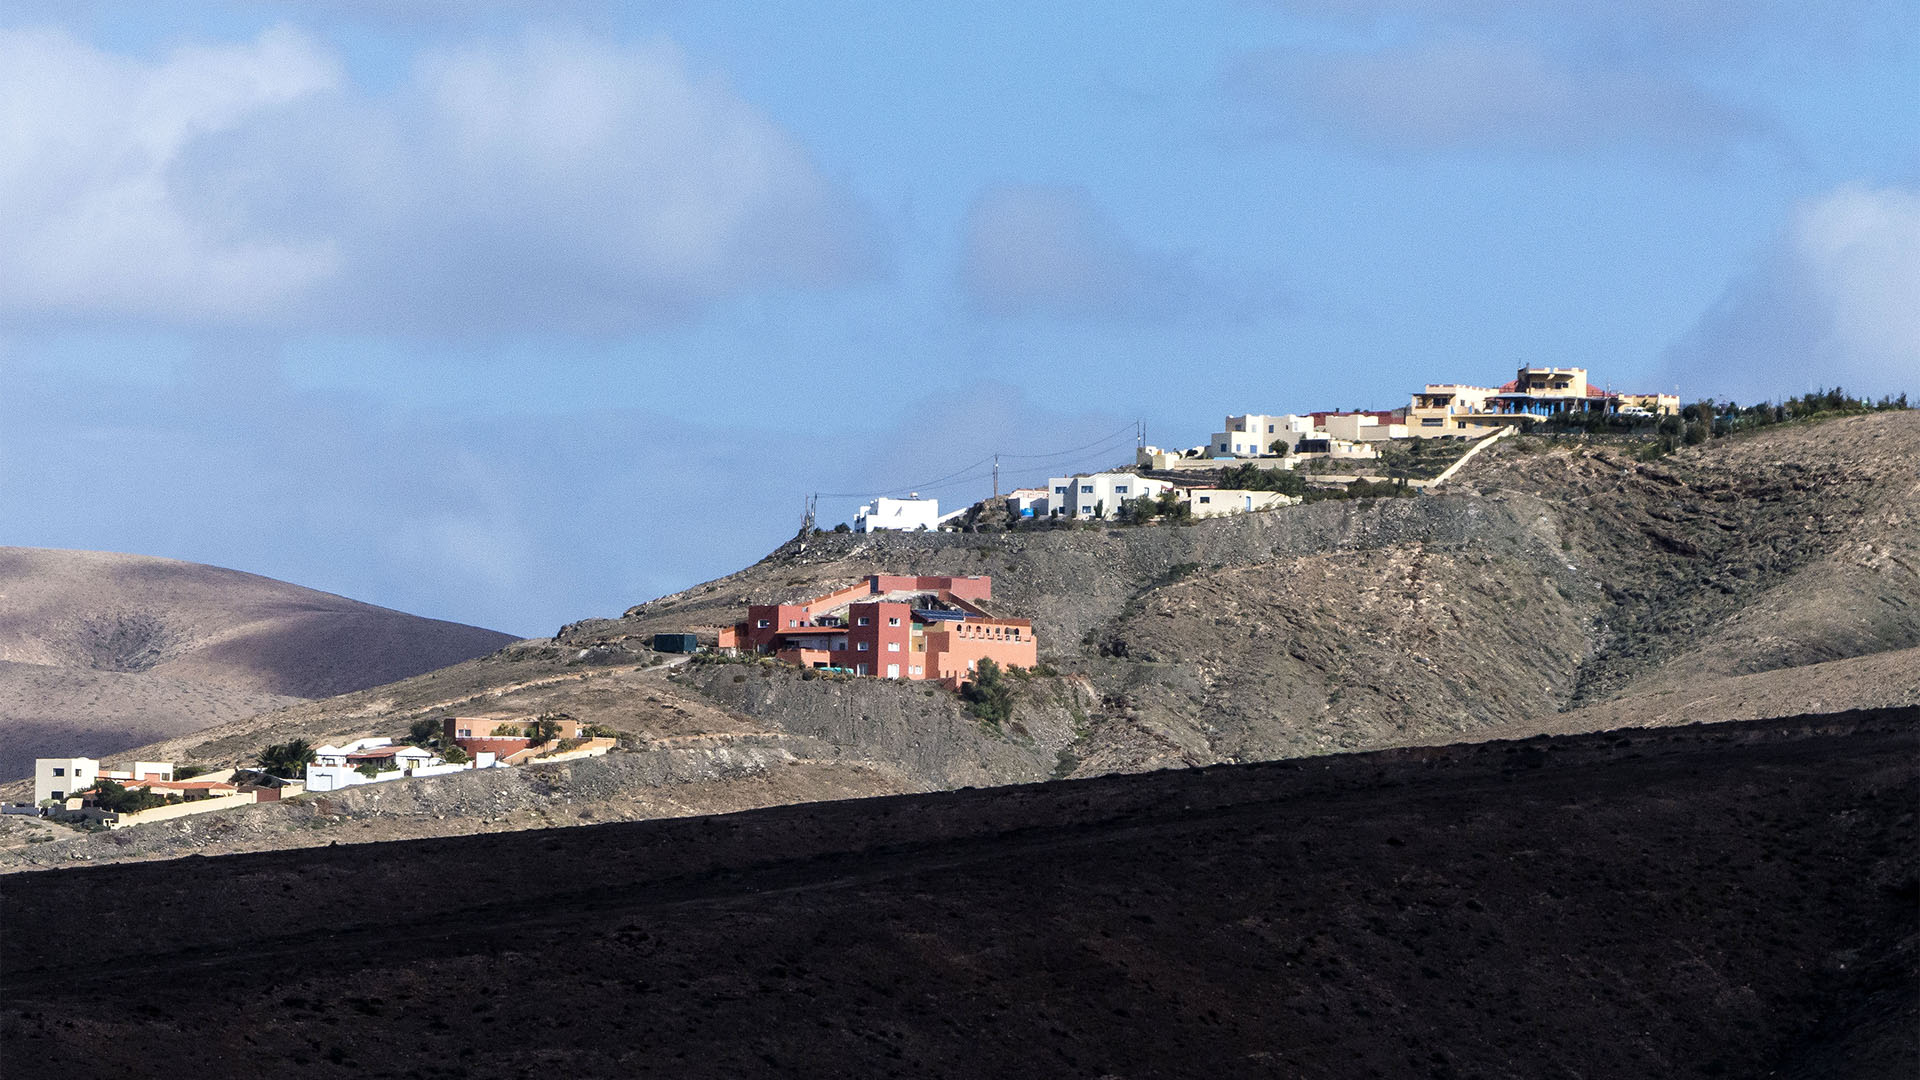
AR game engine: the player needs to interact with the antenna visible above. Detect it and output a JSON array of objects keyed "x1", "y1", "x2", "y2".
[
  {"x1": 800, "y1": 493, "x2": 817, "y2": 537},
  {"x1": 992, "y1": 455, "x2": 999, "y2": 500}
]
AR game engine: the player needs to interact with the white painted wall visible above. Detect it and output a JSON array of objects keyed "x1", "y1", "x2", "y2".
[
  {"x1": 1043, "y1": 472, "x2": 1175, "y2": 518},
  {"x1": 854, "y1": 497, "x2": 941, "y2": 532},
  {"x1": 35, "y1": 758, "x2": 97, "y2": 805}
]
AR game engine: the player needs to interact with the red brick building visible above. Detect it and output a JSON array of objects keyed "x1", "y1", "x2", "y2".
[{"x1": 721, "y1": 575, "x2": 1036, "y2": 687}]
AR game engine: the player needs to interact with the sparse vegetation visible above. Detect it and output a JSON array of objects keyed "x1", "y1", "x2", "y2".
[
  {"x1": 86, "y1": 779, "x2": 179, "y2": 814},
  {"x1": 959, "y1": 658, "x2": 1016, "y2": 729},
  {"x1": 258, "y1": 739, "x2": 315, "y2": 780}
]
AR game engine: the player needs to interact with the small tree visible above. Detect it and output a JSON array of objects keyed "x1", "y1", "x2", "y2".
[
  {"x1": 408, "y1": 717, "x2": 445, "y2": 749},
  {"x1": 441, "y1": 744, "x2": 470, "y2": 765},
  {"x1": 525, "y1": 714, "x2": 563, "y2": 745},
  {"x1": 258, "y1": 739, "x2": 316, "y2": 780},
  {"x1": 959, "y1": 658, "x2": 1016, "y2": 728}
]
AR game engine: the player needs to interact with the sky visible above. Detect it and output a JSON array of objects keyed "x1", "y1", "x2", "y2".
[{"x1": 2, "y1": 1, "x2": 1916, "y2": 637}]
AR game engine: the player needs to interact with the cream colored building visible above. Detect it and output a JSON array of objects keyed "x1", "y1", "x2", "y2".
[
  {"x1": 1180, "y1": 488, "x2": 1301, "y2": 518},
  {"x1": 1320, "y1": 414, "x2": 1408, "y2": 442},
  {"x1": 1209, "y1": 414, "x2": 1314, "y2": 458},
  {"x1": 1407, "y1": 384, "x2": 1502, "y2": 436},
  {"x1": 1618, "y1": 392, "x2": 1681, "y2": 415}
]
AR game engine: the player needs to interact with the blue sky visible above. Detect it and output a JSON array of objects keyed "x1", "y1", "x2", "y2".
[{"x1": 3, "y1": 1, "x2": 1916, "y2": 637}]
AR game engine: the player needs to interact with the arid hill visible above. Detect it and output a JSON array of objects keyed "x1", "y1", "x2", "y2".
[
  {"x1": 5, "y1": 412, "x2": 1912, "y2": 869},
  {"x1": 0, "y1": 548, "x2": 515, "y2": 779}
]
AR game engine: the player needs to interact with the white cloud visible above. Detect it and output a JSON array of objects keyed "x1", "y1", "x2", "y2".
[
  {"x1": 1664, "y1": 184, "x2": 1920, "y2": 400},
  {"x1": 0, "y1": 26, "x2": 879, "y2": 334},
  {"x1": 0, "y1": 26, "x2": 342, "y2": 323},
  {"x1": 959, "y1": 185, "x2": 1274, "y2": 322}
]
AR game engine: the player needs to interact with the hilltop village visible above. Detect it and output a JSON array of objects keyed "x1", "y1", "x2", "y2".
[
  {"x1": 16, "y1": 362, "x2": 1683, "y2": 828},
  {"x1": 859, "y1": 363, "x2": 1678, "y2": 530}
]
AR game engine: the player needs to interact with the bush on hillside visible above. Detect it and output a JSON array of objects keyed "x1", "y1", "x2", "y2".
[
  {"x1": 960, "y1": 658, "x2": 1016, "y2": 728},
  {"x1": 258, "y1": 739, "x2": 315, "y2": 780}
]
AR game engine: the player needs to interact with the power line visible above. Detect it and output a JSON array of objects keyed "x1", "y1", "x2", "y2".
[{"x1": 810, "y1": 421, "x2": 1142, "y2": 501}]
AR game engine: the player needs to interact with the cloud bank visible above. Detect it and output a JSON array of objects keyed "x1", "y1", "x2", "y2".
[
  {"x1": 1665, "y1": 184, "x2": 1920, "y2": 401},
  {"x1": 0, "y1": 26, "x2": 879, "y2": 334}
]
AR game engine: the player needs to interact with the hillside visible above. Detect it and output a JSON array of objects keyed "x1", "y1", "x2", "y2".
[
  {"x1": 6, "y1": 412, "x2": 1913, "y2": 868},
  {"x1": 0, "y1": 548, "x2": 516, "y2": 779},
  {"x1": 5, "y1": 710, "x2": 1913, "y2": 1079}
]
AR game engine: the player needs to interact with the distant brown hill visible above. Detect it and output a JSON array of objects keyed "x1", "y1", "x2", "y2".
[{"x1": 0, "y1": 548, "x2": 515, "y2": 780}]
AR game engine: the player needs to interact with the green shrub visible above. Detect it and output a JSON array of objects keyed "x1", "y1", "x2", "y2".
[
  {"x1": 258, "y1": 739, "x2": 315, "y2": 780},
  {"x1": 959, "y1": 658, "x2": 1016, "y2": 728}
]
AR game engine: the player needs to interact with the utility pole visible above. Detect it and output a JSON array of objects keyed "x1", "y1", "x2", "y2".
[
  {"x1": 992, "y1": 454, "x2": 1000, "y2": 500},
  {"x1": 800, "y1": 494, "x2": 817, "y2": 537}
]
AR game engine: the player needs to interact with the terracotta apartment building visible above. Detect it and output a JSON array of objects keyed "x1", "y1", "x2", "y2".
[{"x1": 720, "y1": 575, "x2": 1036, "y2": 686}]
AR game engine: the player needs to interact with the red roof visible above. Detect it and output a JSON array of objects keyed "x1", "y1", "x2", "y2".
[{"x1": 1498, "y1": 380, "x2": 1518, "y2": 391}]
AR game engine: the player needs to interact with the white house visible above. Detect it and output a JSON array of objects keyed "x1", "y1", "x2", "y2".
[
  {"x1": 1004, "y1": 487, "x2": 1049, "y2": 520},
  {"x1": 1043, "y1": 472, "x2": 1176, "y2": 519},
  {"x1": 35, "y1": 758, "x2": 99, "y2": 806},
  {"x1": 306, "y1": 738, "x2": 442, "y2": 793},
  {"x1": 854, "y1": 496, "x2": 954, "y2": 532},
  {"x1": 1179, "y1": 488, "x2": 1302, "y2": 518},
  {"x1": 1210, "y1": 414, "x2": 1315, "y2": 458}
]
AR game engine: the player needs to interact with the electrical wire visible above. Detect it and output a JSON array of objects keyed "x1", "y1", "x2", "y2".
[{"x1": 810, "y1": 422, "x2": 1141, "y2": 500}]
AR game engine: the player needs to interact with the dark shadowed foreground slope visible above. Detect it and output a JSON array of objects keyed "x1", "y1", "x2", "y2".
[
  {"x1": 0, "y1": 547, "x2": 515, "y2": 778},
  {"x1": 4, "y1": 709, "x2": 1913, "y2": 1079}
]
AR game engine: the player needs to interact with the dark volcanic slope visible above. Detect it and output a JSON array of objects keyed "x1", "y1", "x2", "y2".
[
  {"x1": 5, "y1": 710, "x2": 1913, "y2": 1080},
  {"x1": 0, "y1": 547, "x2": 515, "y2": 778}
]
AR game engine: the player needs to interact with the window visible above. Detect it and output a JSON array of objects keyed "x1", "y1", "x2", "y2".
[
  {"x1": 1219, "y1": 443, "x2": 1228, "y2": 451},
  {"x1": 1267, "y1": 424, "x2": 1275, "y2": 433},
  {"x1": 1114, "y1": 485, "x2": 1127, "y2": 495},
  {"x1": 888, "y1": 617, "x2": 900, "y2": 626},
  {"x1": 1421, "y1": 418, "x2": 1443, "y2": 427},
  {"x1": 910, "y1": 665, "x2": 923, "y2": 676},
  {"x1": 458, "y1": 728, "x2": 472, "y2": 738},
  {"x1": 1054, "y1": 486, "x2": 1067, "y2": 494},
  {"x1": 1199, "y1": 495, "x2": 1211, "y2": 504},
  {"x1": 756, "y1": 619, "x2": 770, "y2": 628},
  {"x1": 788, "y1": 618, "x2": 798, "y2": 627},
  {"x1": 886, "y1": 642, "x2": 900, "y2": 652},
  {"x1": 52, "y1": 768, "x2": 64, "y2": 777},
  {"x1": 886, "y1": 664, "x2": 900, "y2": 678},
  {"x1": 51, "y1": 790, "x2": 63, "y2": 800},
  {"x1": 857, "y1": 616, "x2": 870, "y2": 626},
  {"x1": 1081, "y1": 485, "x2": 1093, "y2": 494},
  {"x1": 856, "y1": 642, "x2": 870, "y2": 651},
  {"x1": 856, "y1": 664, "x2": 869, "y2": 676}
]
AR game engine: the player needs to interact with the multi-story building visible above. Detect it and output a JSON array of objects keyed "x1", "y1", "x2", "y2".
[
  {"x1": 1042, "y1": 471, "x2": 1175, "y2": 518},
  {"x1": 1209, "y1": 414, "x2": 1315, "y2": 458},
  {"x1": 1406, "y1": 384, "x2": 1501, "y2": 435},
  {"x1": 35, "y1": 757, "x2": 99, "y2": 805},
  {"x1": 722, "y1": 575, "x2": 1036, "y2": 686},
  {"x1": 1408, "y1": 368, "x2": 1680, "y2": 431}
]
